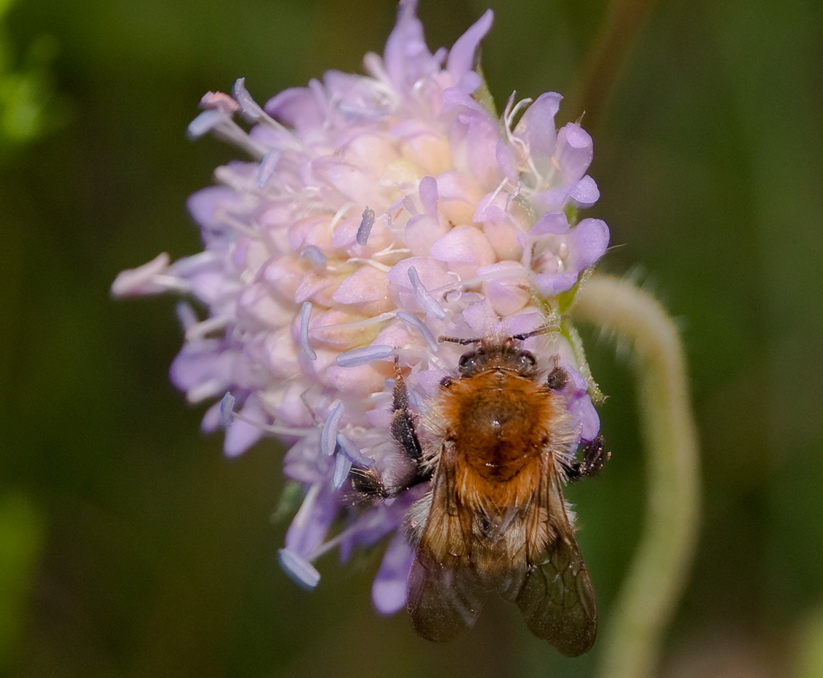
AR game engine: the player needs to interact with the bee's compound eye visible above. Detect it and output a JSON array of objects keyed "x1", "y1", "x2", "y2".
[
  {"x1": 440, "y1": 376, "x2": 453, "y2": 388},
  {"x1": 458, "y1": 351, "x2": 478, "y2": 375},
  {"x1": 516, "y1": 350, "x2": 537, "y2": 372}
]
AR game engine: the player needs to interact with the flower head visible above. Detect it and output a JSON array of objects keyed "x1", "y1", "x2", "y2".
[{"x1": 113, "y1": 0, "x2": 609, "y2": 613}]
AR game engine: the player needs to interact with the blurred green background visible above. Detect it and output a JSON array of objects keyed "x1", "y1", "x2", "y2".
[{"x1": 3, "y1": 0, "x2": 822, "y2": 676}]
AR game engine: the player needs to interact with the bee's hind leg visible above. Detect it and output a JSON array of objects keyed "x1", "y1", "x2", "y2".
[{"x1": 565, "y1": 434, "x2": 611, "y2": 482}]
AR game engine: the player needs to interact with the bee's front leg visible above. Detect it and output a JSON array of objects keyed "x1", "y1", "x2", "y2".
[
  {"x1": 390, "y1": 363, "x2": 423, "y2": 465},
  {"x1": 350, "y1": 363, "x2": 430, "y2": 501},
  {"x1": 565, "y1": 434, "x2": 611, "y2": 482}
]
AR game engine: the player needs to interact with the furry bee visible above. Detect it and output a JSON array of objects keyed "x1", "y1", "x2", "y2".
[{"x1": 352, "y1": 330, "x2": 608, "y2": 656}]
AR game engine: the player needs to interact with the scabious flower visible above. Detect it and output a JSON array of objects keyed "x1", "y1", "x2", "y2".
[{"x1": 112, "y1": 0, "x2": 609, "y2": 614}]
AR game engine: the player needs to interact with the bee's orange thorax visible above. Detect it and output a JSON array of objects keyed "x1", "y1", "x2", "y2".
[{"x1": 442, "y1": 370, "x2": 555, "y2": 478}]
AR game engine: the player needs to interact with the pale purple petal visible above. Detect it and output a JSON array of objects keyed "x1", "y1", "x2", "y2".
[
  {"x1": 495, "y1": 140, "x2": 518, "y2": 183},
  {"x1": 187, "y1": 186, "x2": 247, "y2": 230},
  {"x1": 513, "y1": 92, "x2": 562, "y2": 174},
  {"x1": 325, "y1": 362, "x2": 386, "y2": 396},
  {"x1": 429, "y1": 225, "x2": 495, "y2": 270},
  {"x1": 569, "y1": 218, "x2": 610, "y2": 270},
  {"x1": 383, "y1": 0, "x2": 433, "y2": 90},
  {"x1": 200, "y1": 399, "x2": 223, "y2": 434},
  {"x1": 418, "y1": 175, "x2": 438, "y2": 216},
  {"x1": 224, "y1": 395, "x2": 266, "y2": 457},
  {"x1": 331, "y1": 266, "x2": 389, "y2": 306},
  {"x1": 566, "y1": 367, "x2": 600, "y2": 441},
  {"x1": 264, "y1": 86, "x2": 323, "y2": 129},
  {"x1": 556, "y1": 123, "x2": 594, "y2": 182},
  {"x1": 446, "y1": 9, "x2": 494, "y2": 83},
  {"x1": 532, "y1": 272, "x2": 579, "y2": 296},
  {"x1": 285, "y1": 484, "x2": 338, "y2": 557},
  {"x1": 372, "y1": 532, "x2": 414, "y2": 614},
  {"x1": 403, "y1": 213, "x2": 447, "y2": 257},
  {"x1": 570, "y1": 175, "x2": 600, "y2": 207},
  {"x1": 447, "y1": 99, "x2": 502, "y2": 186},
  {"x1": 530, "y1": 210, "x2": 570, "y2": 236}
]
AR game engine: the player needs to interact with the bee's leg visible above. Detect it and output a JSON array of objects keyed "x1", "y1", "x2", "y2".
[
  {"x1": 390, "y1": 362, "x2": 423, "y2": 464},
  {"x1": 566, "y1": 434, "x2": 610, "y2": 481},
  {"x1": 545, "y1": 356, "x2": 569, "y2": 391},
  {"x1": 349, "y1": 467, "x2": 393, "y2": 500},
  {"x1": 350, "y1": 363, "x2": 429, "y2": 501}
]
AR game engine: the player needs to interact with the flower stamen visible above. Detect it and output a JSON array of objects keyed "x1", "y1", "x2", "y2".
[
  {"x1": 230, "y1": 410, "x2": 315, "y2": 438},
  {"x1": 257, "y1": 149, "x2": 281, "y2": 188},
  {"x1": 306, "y1": 507, "x2": 388, "y2": 563},
  {"x1": 186, "y1": 378, "x2": 226, "y2": 404},
  {"x1": 220, "y1": 392, "x2": 236, "y2": 429},
  {"x1": 278, "y1": 547, "x2": 321, "y2": 589},
  {"x1": 336, "y1": 344, "x2": 395, "y2": 368},
  {"x1": 408, "y1": 266, "x2": 446, "y2": 319},
  {"x1": 356, "y1": 206, "x2": 376, "y2": 246},
  {"x1": 311, "y1": 311, "x2": 396, "y2": 334},
  {"x1": 187, "y1": 109, "x2": 268, "y2": 159},
  {"x1": 300, "y1": 245, "x2": 328, "y2": 267},
  {"x1": 299, "y1": 301, "x2": 318, "y2": 360},
  {"x1": 185, "y1": 315, "x2": 231, "y2": 342},
  {"x1": 333, "y1": 452, "x2": 352, "y2": 489},
  {"x1": 337, "y1": 432, "x2": 375, "y2": 467},
  {"x1": 395, "y1": 311, "x2": 439, "y2": 352},
  {"x1": 321, "y1": 400, "x2": 345, "y2": 456},
  {"x1": 344, "y1": 257, "x2": 391, "y2": 273}
]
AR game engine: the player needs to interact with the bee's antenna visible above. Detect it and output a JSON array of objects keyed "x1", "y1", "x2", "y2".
[
  {"x1": 438, "y1": 335, "x2": 482, "y2": 346},
  {"x1": 440, "y1": 318, "x2": 560, "y2": 346},
  {"x1": 509, "y1": 321, "x2": 560, "y2": 343}
]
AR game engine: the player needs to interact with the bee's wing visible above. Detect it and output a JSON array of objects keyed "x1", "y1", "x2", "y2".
[
  {"x1": 511, "y1": 457, "x2": 597, "y2": 656},
  {"x1": 407, "y1": 447, "x2": 484, "y2": 642},
  {"x1": 407, "y1": 549, "x2": 484, "y2": 642}
]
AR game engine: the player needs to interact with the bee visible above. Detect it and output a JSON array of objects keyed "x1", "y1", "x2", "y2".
[{"x1": 352, "y1": 329, "x2": 609, "y2": 656}]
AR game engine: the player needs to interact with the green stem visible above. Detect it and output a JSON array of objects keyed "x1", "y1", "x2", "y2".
[
  {"x1": 571, "y1": 274, "x2": 700, "y2": 678},
  {"x1": 563, "y1": 0, "x2": 659, "y2": 132}
]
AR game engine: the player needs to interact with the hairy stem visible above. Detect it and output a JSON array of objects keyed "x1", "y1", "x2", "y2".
[{"x1": 572, "y1": 274, "x2": 700, "y2": 678}]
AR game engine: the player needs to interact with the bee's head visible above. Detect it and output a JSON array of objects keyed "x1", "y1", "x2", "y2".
[
  {"x1": 440, "y1": 323, "x2": 555, "y2": 380},
  {"x1": 454, "y1": 339, "x2": 538, "y2": 378}
]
